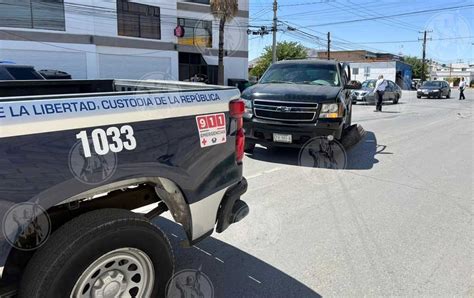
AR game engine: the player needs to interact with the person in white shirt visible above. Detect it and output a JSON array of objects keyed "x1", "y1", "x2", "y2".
[
  {"x1": 459, "y1": 78, "x2": 466, "y2": 100},
  {"x1": 373, "y1": 75, "x2": 388, "y2": 112}
]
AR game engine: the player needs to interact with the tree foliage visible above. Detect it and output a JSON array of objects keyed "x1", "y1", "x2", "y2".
[
  {"x1": 403, "y1": 56, "x2": 429, "y2": 79},
  {"x1": 250, "y1": 41, "x2": 308, "y2": 78},
  {"x1": 211, "y1": 0, "x2": 238, "y2": 85}
]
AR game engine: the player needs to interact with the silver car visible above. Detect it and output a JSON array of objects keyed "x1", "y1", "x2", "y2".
[{"x1": 351, "y1": 79, "x2": 402, "y2": 104}]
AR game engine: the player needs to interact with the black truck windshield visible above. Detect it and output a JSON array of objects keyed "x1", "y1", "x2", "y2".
[
  {"x1": 260, "y1": 63, "x2": 340, "y2": 86},
  {"x1": 422, "y1": 81, "x2": 442, "y2": 87}
]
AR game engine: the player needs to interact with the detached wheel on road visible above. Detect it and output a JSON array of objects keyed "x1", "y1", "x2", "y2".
[{"x1": 18, "y1": 209, "x2": 174, "y2": 298}]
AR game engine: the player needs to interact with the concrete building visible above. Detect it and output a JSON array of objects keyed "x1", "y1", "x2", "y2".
[
  {"x1": 430, "y1": 62, "x2": 473, "y2": 86},
  {"x1": 317, "y1": 50, "x2": 413, "y2": 90},
  {"x1": 0, "y1": 0, "x2": 249, "y2": 85}
]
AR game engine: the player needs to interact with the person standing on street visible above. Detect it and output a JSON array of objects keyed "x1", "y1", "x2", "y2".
[
  {"x1": 459, "y1": 78, "x2": 466, "y2": 100},
  {"x1": 374, "y1": 75, "x2": 388, "y2": 112}
]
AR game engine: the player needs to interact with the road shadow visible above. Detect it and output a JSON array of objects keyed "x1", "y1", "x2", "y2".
[
  {"x1": 153, "y1": 217, "x2": 321, "y2": 297},
  {"x1": 246, "y1": 131, "x2": 386, "y2": 170}
]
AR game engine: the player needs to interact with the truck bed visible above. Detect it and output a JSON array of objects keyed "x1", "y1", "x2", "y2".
[{"x1": 0, "y1": 79, "x2": 233, "y2": 99}]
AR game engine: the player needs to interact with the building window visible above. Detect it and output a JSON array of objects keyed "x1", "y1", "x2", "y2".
[
  {"x1": 0, "y1": 0, "x2": 65, "y2": 31},
  {"x1": 177, "y1": 18, "x2": 212, "y2": 48},
  {"x1": 352, "y1": 67, "x2": 359, "y2": 75},
  {"x1": 117, "y1": 0, "x2": 161, "y2": 40},
  {"x1": 185, "y1": 0, "x2": 210, "y2": 4}
]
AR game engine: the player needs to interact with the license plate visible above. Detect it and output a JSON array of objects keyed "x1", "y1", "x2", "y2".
[
  {"x1": 273, "y1": 133, "x2": 292, "y2": 143},
  {"x1": 357, "y1": 95, "x2": 363, "y2": 100}
]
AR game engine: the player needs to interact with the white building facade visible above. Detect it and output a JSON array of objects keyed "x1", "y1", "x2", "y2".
[
  {"x1": 430, "y1": 62, "x2": 473, "y2": 86},
  {"x1": 349, "y1": 61, "x2": 413, "y2": 90},
  {"x1": 0, "y1": 0, "x2": 249, "y2": 85}
]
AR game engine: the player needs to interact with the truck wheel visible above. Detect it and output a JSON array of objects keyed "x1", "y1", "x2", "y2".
[
  {"x1": 18, "y1": 209, "x2": 174, "y2": 298},
  {"x1": 244, "y1": 142, "x2": 255, "y2": 154}
]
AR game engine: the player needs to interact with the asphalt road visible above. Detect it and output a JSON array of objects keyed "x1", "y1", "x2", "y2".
[{"x1": 155, "y1": 88, "x2": 473, "y2": 297}]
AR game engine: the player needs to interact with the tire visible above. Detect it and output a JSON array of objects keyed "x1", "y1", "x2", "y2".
[
  {"x1": 417, "y1": 95, "x2": 421, "y2": 99},
  {"x1": 244, "y1": 142, "x2": 255, "y2": 154},
  {"x1": 352, "y1": 100, "x2": 357, "y2": 105},
  {"x1": 437, "y1": 93, "x2": 442, "y2": 99},
  {"x1": 446, "y1": 91, "x2": 451, "y2": 99},
  {"x1": 18, "y1": 209, "x2": 174, "y2": 298},
  {"x1": 392, "y1": 95, "x2": 399, "y2": 104}
]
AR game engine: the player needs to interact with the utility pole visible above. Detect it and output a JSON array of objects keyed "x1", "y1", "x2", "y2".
[
  {"x1": 272, "y1": 0, "x2": 278, "y2": 64},
  {"x1": 327, "y1": 32, "x2": 331, "y2": 60},
  {"x1": 419, "y1": 30, "x2": 432, "y2": 82}
]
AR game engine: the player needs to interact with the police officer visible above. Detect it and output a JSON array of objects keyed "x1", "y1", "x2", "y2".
[{"x1": 374, "y1": 75, "x2": 388, "y2": 112}]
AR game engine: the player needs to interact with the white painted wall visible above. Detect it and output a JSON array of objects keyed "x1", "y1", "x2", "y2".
[
  {"x1": 96, "y1": 46, "x2": 178, "y2": 80},
  {"x1": 350, "y1": 62, "x2": 397, "y2": 82}
]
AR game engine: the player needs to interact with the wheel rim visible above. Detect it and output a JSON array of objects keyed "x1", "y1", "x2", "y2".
[{"x1": 71, "y1": 248, "x2": 155, "y2": 298}]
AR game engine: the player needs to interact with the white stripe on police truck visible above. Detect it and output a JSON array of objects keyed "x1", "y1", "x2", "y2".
[{"x1": 0, "y1": 89, "x2": 239, "y2": 138}]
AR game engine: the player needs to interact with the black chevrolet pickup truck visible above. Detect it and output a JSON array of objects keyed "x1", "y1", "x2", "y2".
[{"x1": 242, "y1": 60, "x2": 355, "y2": 152}]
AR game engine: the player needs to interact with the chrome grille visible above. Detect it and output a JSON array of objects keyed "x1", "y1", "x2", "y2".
[{"x1": 254, "y1": 99, "x2": 319, "y2": 122}]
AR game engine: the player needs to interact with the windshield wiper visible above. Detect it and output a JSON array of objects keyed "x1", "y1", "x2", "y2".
[
  {"x1": 301, "y1": 81, "x2": 326, "y2": 86},
  {"x1": 261, "y1": 80, "x2": 296, "y2": 84}
]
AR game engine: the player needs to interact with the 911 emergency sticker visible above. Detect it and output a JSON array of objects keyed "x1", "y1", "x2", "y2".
[{"x1": 196, "y1": 113, "x2": 227, "y2": 148}]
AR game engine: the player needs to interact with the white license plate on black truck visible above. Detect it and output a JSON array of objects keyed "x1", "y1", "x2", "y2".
[{"x1": 273, "y1": 133, "x2": 292, "y2": 143}]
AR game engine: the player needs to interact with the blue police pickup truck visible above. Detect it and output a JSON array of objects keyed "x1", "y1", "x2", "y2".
[{"x1": 0, "y1": 79, "x2": 248, "y2": 297}]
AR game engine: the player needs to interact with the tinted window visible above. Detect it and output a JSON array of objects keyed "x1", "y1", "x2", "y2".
[
  {"x1": 260, "y1": 63, "x2": 340, "y2": 86},
  {"x1": 362, "y1": 80, "x2": 376, "y2": 88},
  {"x1": 117, "y1": 0, "x2": 161, "y2": 40},
  {"x1": 6, "y1": 67, "x2": 44, "y2": 80},
  {"x1": 422, "y1": 81, "x2": 442, "y2": 87},
  {"x1": 0, "y1": 0, "x2": 65, "y2": 31}
]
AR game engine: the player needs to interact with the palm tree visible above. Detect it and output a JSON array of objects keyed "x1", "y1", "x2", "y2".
[{"x1": 210, "y1": 0, "x2": 238, "y2": 85}]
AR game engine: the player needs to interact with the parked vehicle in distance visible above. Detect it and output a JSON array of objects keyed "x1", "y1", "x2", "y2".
[
  {"x1": 351, "y1": 79, "x2": 402, "y2": 104},
  {"x1": 347, "y1": 80, "x2": 362, "y2": 89},
  {"x1": 0, "y1": 79, "x2": 248, "y2": 297},
  {"x1": 38, "y1": 69, "x2": 72, "y2": 80},
  {"x1": 0, "y1": 64, "x2": 45, "y2": 80},
  {"x1": 417, "y1": 80, "x2": 451, "y2": 99},
  {"x1": 241, "y1": 59, "x2": 355, "y2": 152}
]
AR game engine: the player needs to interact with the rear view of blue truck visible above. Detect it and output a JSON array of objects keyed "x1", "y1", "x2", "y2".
[{"x1": 0, "y1": 79, "x2": 248, "y2": 297}]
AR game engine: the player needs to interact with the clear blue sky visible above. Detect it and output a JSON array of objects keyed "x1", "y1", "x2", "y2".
[{"x1": 248, "y1": 0, "x2": 474, "y2": 64}]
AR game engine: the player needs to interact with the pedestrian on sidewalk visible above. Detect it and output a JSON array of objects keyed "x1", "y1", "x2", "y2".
[
  {"x1": 459, "y1": 78, "x2": 466, "y2": 100},
  {"x1": 374, "y1": 75, "x2": 388, "y2": 112}
]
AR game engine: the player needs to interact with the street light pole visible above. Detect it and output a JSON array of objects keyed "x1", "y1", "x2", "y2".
[{"x1": 272, "y1": 0, "x2": 278, "y2": 64}]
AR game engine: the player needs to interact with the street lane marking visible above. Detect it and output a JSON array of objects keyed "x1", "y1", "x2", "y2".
[{"x1": 246, "y1": 167, "x2": 282, "y2": 180}]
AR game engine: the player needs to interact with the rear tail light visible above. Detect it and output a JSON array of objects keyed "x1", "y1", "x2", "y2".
[{"x1": 229, "y1": 99, "x2": 245, "y2": 162}]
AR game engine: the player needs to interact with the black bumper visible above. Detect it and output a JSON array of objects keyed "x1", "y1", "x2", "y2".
[
  {"x1": 216, "y1": 178, "x2": 248, "y2": 233},
  {"x1": 417, "y1": 91, "x2": 441, "y2": 97},
  {"x1": 244, "y1": 118, "x2": 344, "y2": 147}
]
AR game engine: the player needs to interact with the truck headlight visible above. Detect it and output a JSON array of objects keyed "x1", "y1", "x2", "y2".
[
  {"x1": 242, "y1": 98, "x2": 253, "y2": 117},
  {"x1": 320, "y1": 103, "x2": 341, "y2": 119}
]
